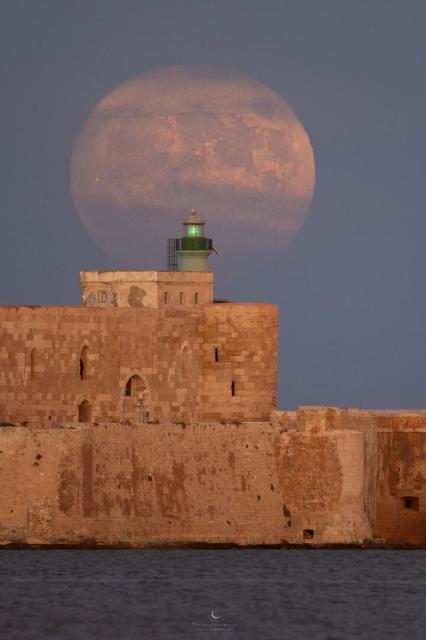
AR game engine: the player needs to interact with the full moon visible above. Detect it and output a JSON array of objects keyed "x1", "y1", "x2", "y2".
[{"x1": 71, "y1": 65, "x2": 315, "y2": 265}]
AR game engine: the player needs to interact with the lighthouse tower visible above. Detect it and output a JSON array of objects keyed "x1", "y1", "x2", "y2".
[{"x1": 168, "y1": 209, "x2": 215, "y2": 272}]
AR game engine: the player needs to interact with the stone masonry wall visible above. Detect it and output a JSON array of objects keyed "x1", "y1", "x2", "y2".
[
  {"x1": 329, "y1": 409, "x2": 426, "y2": 546},
  {"x1": 0, "y1": 303, "x2": 277, "y2": 426},
  {"x1": 202, "y1": 304, "x2": 278, "y2": 422},
  {"x1": 80, "y1": 270, "x2": 213, "y2": 309},
  {"x1": 374, "y1": 412, "x2": 426, "y2": 546},
  {"x1": 0, "y1": 415, "x2": 370, "y2": 548},
  {"x1": 1, "y1": 400, "x2": 424, "y2": 547},
  {"x1": 272, "y1": 407, "x2": 426, "y2": 546}
]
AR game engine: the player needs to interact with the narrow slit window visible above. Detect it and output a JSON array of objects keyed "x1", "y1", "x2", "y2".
[
  {"x1": 180, "y1": 292, "x2": 185, "y2": 304},
  {"x1": 194, "y1": 292, "x2": 199, "y2": 304},
  {"x1": 79, "y1": 346, "x2": 89, "y2": 380},
  {"x1": 231, "y1": 381, "x2": 236, "y2": 396},
  {"x1": 214, "y1": 347, "x2": 219, "y2": 362},
  {"x1": 164, "y1": 292, "x2": 168, "y2": 305}
]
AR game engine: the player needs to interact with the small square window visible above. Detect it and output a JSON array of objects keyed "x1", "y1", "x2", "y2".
[{"x1": 401, "y1": 496, "x2": 419, "y2": 511}]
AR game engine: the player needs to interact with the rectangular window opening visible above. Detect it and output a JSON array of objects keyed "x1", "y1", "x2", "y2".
[
  {"x1": 194, "y1": 292, "x2": 199, "y2": 304},
  {"x1": 231, "y1": 381, "x2": 236, "y2": 396},
  {"x1": 401, "y1": 496, "x2": 419, "y2": 511},
  {"x1": 164, "y1": 292, "x2": 168, "y2": 305},
  {"x1": 214, "y1": 347, "x2": 219, "y2": 362},
  {"x1": 180, "y1": 292, "x2": 185, "y2": 304}
]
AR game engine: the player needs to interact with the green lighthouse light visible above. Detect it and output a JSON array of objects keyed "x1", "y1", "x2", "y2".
[{"x1": 172, "y1": 209, "x2": 216, "y2": 272}]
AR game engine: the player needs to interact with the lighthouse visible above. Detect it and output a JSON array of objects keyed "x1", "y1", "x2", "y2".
[{"x1": 167, "y1": 209, "x2": 216, "y2": 272}]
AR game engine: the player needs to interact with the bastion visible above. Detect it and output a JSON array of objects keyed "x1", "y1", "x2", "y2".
[{"x1": 0, "y1": 212, "x2": 425, "y2": 547}]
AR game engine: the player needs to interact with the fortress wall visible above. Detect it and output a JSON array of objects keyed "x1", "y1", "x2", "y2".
[
  {"x1": 373, "y1": 412, "x2": 426, "y2": 546},
  {"x1": 0, "y1": 420, "x2": 369, "y2": 548},
  {"x1": 0, "y1": 304, "x2": 278, "y2": 426},
  {"x1": 328, "y1": 409, "x2": 426, "y2": 545},
  {"x1": 324, "y1": 408, "x2": 378, "y2": 535},
  {"x1": 201, "y1": 304, "x2": 278, "y2": 422},
  {"x1": 0, "y1": 306, "x2": 203, "y2": 425},
  {"x1": 271, "y1": 407, "x2": 426, "y2": 545}
]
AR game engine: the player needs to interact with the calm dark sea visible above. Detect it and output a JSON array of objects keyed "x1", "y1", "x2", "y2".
[{"x1": 0, "y1": 549, "x2": 425, "y2": 640}]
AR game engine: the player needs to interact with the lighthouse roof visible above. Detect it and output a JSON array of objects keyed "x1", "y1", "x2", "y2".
[{"x1": 184, "y1": 209, "x2": 204, "y2": 225}]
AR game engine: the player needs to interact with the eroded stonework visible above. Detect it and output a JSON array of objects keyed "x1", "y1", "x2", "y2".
[
  {"x1": 0, "y1": 271, "x2": 425, "y2": 548},
  {"x1": 0, "y1": 302, "x2": 278, "y2": 425},
  {"x1": 1, "y1": 408, "x2": 424, "y2": 548}
]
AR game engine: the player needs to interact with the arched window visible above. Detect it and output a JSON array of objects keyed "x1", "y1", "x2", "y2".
[
  {"x1": 124, "y1": 374, "x2": 145, "y2": 398},
  {"x1": 123, "y1": 375, "x2": 149, "y2": 423},
  {"x1": 79, "y1": 346, "x2": 89, "y2": 380},
  {"x1": 78, "y1": 400, "x2": 92, "y2": 422}
]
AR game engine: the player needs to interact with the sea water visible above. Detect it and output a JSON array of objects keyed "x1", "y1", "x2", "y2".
[{"x1": 0, "y1": 549, "x2": 425, "y2": 640}]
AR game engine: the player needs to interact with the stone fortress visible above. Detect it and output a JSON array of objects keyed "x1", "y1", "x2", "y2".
[{"x1": 0, "y1": 211, "x2": 425, "y2": 548}]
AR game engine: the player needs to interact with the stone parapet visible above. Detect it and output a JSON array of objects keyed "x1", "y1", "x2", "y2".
[{"x1": 80, "y1": 270, "x2": 213, "y2": 308}]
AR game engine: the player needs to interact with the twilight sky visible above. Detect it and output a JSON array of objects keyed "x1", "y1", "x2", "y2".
[{"x1": 0, "y1": 0, "x2": 425, "y2": 409}]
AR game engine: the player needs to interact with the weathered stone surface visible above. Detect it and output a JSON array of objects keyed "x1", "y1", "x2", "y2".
[
  {"x1": 374, "y1": 414, "x2": 426, "y2": 546},
  {"x1": 0, "y1": 269, "x2": 425, "y2": 548},
  {"x1": 1, "y1": 407, "x2": 425, "y2": 548},
  {"x1": 323, "y1": 408, "x2": 426, "y2": 546},
  {"x1": 0, "y1": 417, "x2": 370, "y2": 547},
  {"x1": 0, "y1": 302, "x2": 277, "y2": 425},
  {"x1": 80, "y1": 270, "x2": 213, "y2": 309}
]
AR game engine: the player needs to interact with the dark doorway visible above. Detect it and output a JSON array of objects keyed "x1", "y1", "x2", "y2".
[
  {"x1": 124, "y1": 374, "x2": 145, "y2": 398},
  {"x1": 123, "y1": 375, "x2": 149, "y2": 422}
]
